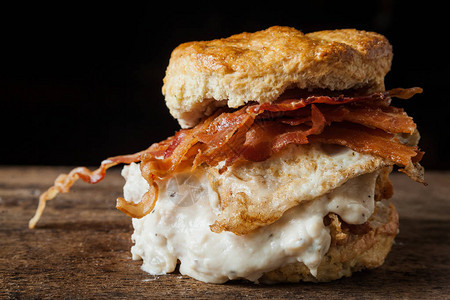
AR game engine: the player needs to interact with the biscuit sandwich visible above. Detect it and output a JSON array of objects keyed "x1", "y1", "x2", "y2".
[{"x1": 29, "y1": 26, "x2": 425, "y2": 284}]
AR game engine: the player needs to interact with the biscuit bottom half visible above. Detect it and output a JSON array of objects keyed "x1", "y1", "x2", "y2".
[{"x1": 261, "y1": 200, "x2": 398, "y2": 283}]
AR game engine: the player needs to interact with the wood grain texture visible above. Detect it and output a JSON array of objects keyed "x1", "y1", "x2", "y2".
[{"x1": 0, "y1": 166, "x2": 449, "y2": 299}]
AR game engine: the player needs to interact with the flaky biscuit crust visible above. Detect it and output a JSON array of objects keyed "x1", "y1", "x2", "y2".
[{"x1": 163, "y1": 26, "x2": 393, "y2": 128}]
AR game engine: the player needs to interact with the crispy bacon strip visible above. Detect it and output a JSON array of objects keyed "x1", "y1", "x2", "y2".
[
  {"x1": 28, "y1": 152, "x2": 145, "y2": 229},
  {"x1": 29, "y1": 87, "x2": 424, "y2": 228},
  {"x1": 323, "y1": 105, "x2": 416, "y2": 134},
  {"x1": 193, "y1": 109, "x2": 257, "y2": 172},
  {"x1": 282, "y1": 104, "x2": 417, "y2": 134},
  {"x1": 250, "y1": 87, "x2": 422, "y2": 114},
  {"x1": 310, "y1": 123, "x2": 420, "y2": 166},
  {"x1": 309, "y1": 123, "x2": 426, "y2": 184},
  {"x1": 242, "y1": 104, "x2": 326, "y2": 161}
]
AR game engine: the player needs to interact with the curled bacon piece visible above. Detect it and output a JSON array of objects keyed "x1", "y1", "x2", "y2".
[
  {"x1": 116, "y1": 184, "x2": 158, "y2": 219},
  {"x1": 28, "y1": 152, "x2": 146, "y2": 229},
  {"x1": 29, "y1": 87, "x2": 424, "y2": 228}
]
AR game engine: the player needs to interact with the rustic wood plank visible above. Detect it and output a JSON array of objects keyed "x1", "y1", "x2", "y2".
[{"x1": 0, "y1": 166, "x2": 449, "y2": 299}]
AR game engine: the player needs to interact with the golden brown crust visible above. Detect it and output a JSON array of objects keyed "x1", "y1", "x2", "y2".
[
  {"x1": 163, "y1": 26, "x2": 393, "y2": 128},
  {"x1": 260, "y1": 201, "x2": 399, "y2": 283}
]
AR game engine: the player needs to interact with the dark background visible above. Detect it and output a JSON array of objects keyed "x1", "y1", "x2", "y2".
[{"x1": 2, "y1": 1, "x2": 448, "y2": 169}]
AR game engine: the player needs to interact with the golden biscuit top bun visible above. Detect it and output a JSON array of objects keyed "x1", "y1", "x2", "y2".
[{"x1": 163, "y1": 26, "x2": 393, "y2": 128}]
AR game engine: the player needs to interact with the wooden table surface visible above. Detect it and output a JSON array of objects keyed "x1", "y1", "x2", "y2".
[{"x1": 0, "y1": 166, "x2": 449, "y2": 299}]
